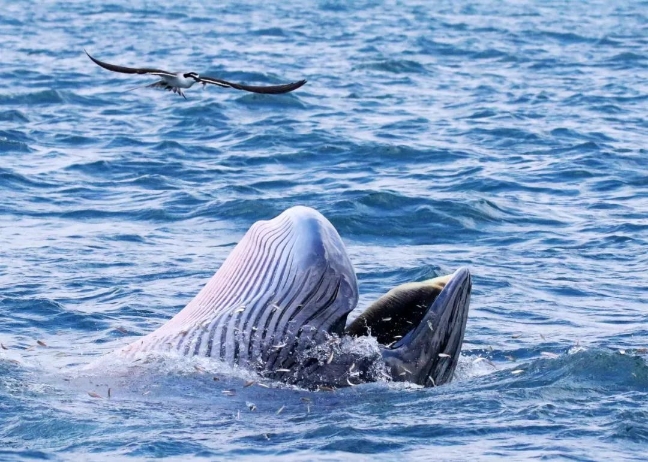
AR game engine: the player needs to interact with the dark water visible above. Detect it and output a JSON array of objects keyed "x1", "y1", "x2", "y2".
[{"x1": 1, "y1": 0, "x2": 647, "y2": 460}]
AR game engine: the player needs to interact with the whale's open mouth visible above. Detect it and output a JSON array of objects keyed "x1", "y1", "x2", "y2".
[
  {"x1": 122, "y1": 206, "x2": 470, "y2": 388},
  {"x1": 346, "y1": 268, "x2": 471, "y2": 386}
]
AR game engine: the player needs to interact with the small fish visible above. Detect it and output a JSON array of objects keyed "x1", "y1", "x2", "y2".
[
  {"x1": 307, "y1": 405, "x2": 311, "y2": 414},
  {"x1": 428, "y1": 376, "x2": 436, "y2": 387},
  {"x1": 473, "y1": 357, "x2": 486, "y2": 364},
  {"x1": 115, "y1": 327, "x2": 128, "y2": 334},
  {"x1": 386, "y1": 340, "x2": 397, "y2": 348},
  {"x1": 381, "y1": 317, "x2": 392, "y2": 322},
  {"x1": 276, "y1": 405, "x2": 285, "y2": 415},
  {"x1": 401, "y1": 366, "x2": 412, "y2": 374},
  {"x1": 540, "y1": 333, "x2": 546, "y2": 340},
  {"x1": 438, "y1": 353, "x2": 451, "y2": 358},
  {"x1": 272, "y1": 343, "x2": 287, "y2": 350},
  {"x1": 511, "y1": 334, "x2": 522, "y2": 339},
  {"x1": 108, "y1": 388, "x2": 112, "y2": 398},
  {"x1": 257, "y1": 383, "x2": 270, "y2": 389},
  {"x1": 505, "y1": 355, "x2": 516, "y2": 362},
  {"x1": 37, "y1": 340, "x2": 47, "y2": 347},
  {"x1": 143, "y1": 391, "x2": 150, "y2": 395},
  {"x1": 264, "y1": 433, "x2": 270, "y2": 440},
  {"x1": 213, "y1": 377, "x2": 220, "y2": 381},
  {"x1": 194, "y1": 365, "x2": 205, "y2": 372},
  {"x1": 318, "y1": 385, "x2": 335, "y2": 392},
  {"x1": 234, "y1": 306, "x2": 246, "y2": 313},
  {"x1": 88, "y1": 392, "x2": 102, "y2": 399},
  {"x1": 394, "y1": 335, "x2": 402, "y2": 339},
  {"x1": 511, "y1": 369, "x2": 524, "y2": 375},
  {"x1": 236, "y1": 410, "x2": 240, "y2": 420},
  {"x1": 326, "y1": 351, "x2": 334, "y2": 364},
  {"x1": 244, "y1": 380, "x2": 256, "y2": 388},
  {"x1": 540, "y1": 352, "x2": 559, "y2": 359},
  {"x1": 222, "y1": 390, "x2": 236, "y2": 396},
  {"x1": 349, "y1": 363, "x2": 356, "y2": 373},
  {"x1": 246, "y1": 401, "x2": 257, "y2": 411},
  {"x1": 427, "y1": 320, "x2": 434, "y2": 333},
  {"x1": 398, "y1": 371, "x2": 407, "y2": 376},
  {"x1": 619, "y1": 349, "x2": 626, "y2": 355},
  {"x1": 276, "y1": 368, "x2": 291, "y2": 373},
  {"x1": 1, "y1": 343, "x2": 7, "y2": 350},
  {"x1": 300, "y1": 397, "x2": 311, "y2": 403},
  {"x1": 346, "y1": 377, "x2": 356, "y2": 387}
]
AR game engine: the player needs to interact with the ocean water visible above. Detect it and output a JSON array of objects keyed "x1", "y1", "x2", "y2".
[{"x1": 1, "y1": 0, "x2": 647, "y2": 460}]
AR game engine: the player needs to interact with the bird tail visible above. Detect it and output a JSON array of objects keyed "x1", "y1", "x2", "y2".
[{"x1": 121, "y1": 81, "x2": 164, "y2": 93}]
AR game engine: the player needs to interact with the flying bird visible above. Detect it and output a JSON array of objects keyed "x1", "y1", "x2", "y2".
[{"x1": 85, "y1": 50, "x2": 307, "y2": 99}]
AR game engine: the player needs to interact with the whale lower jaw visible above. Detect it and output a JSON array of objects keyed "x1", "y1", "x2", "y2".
[
  {"x1": 118, "y1": 206, "x2": 471, "y2": 389},
  {"x1": 119, "y1": 206, "x2": 359, "y2": 371}
]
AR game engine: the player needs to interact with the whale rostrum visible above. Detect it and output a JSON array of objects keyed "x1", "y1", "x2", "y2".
[{"x1": 119, "y1": 206, "x2": 471, "y2": 388}]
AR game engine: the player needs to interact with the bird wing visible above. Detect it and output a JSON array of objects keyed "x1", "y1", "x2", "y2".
[
  {"x1": 199, "y1": 75, "x2": 307, "y2": 94},
  {"x1": 85, "y1": 50, "x2": 175, "y2": 77}
]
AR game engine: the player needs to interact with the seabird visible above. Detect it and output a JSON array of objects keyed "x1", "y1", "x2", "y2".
[{"x1": 85, "y1": 50, "x2": 307, "y2": 99}]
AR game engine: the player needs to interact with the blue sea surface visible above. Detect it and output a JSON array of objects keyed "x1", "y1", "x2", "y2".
[{"x1": 1, "y1": 0, "x2": 647, "y2": 460}]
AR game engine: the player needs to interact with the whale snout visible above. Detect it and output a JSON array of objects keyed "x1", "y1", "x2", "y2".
[{"x1": 347, "y1": 267, "x2": 471, "y2": 387}]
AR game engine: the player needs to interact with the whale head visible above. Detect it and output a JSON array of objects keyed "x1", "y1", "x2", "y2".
[{"x1": 121, "y1": 206, "x2": 471, "y2": 389}]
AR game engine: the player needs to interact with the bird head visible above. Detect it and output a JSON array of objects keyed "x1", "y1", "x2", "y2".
[{"x1": 183, "y1": 72, "x2": 200, "y2": 81}]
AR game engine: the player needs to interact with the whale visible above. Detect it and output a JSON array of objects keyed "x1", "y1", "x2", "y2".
[{"x1": 119, "y1": 206, "x2": 471, "y2": 389}]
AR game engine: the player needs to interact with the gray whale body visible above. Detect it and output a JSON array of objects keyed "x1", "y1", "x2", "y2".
[{"x1": 120, "y1": 206, "x2": 471, "y2": 389}]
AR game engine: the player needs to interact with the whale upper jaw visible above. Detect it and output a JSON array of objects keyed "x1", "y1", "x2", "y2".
[{"x1": 377, "y1": 267, "x2": 472, "y2": 387}]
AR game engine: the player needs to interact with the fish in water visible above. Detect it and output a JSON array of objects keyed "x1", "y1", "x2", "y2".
[{"x1": 118, "y1": 206, "x2": 471, "y2": 388}]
